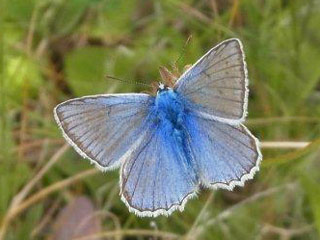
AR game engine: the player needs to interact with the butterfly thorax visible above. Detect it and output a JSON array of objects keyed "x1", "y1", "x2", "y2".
[{"x1": 155, "y1": 88, "x2": 185, "y2": 135}]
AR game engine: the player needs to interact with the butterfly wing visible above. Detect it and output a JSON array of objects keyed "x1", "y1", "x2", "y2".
[
  {"x1": 54, "y1": 93, "x2": 154, "y2": 170},
  {"x1": 185, "y1": 114, "x2": 261, "y2": 190},
  {"x1": 175, "y1": 38, "x2": 248, "y2": 124},
  {"x1": 120, "y1": 122, "x2": 198, "y2": 217}
]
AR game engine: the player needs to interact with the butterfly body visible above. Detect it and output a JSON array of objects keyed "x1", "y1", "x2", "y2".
[
  {"x1": 154, "y1": 88, "x2": 185, "y2": 137},
  {"x1": 153, "y1": 88, "x2": 197, "y2": 177},
  {"x1": 54, "y1": 38, "x2": 262, "y2": 217}
]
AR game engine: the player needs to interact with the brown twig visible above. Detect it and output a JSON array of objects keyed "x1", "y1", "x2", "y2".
[
  {"x1": 246, "y1": 116, "x2": 320, "y2": 126},
  {"x1": 19, "y1": 81, "x2": 29, "y2": 161},
  {"x1": 18, "y1": 2, "x2": 39, "y2": 160},
  {"x1": 261, "y1": 141, "x2": 310, "y2": 149},
  {"x1": 190, "y1": 183, "x2": 297, "y2": 238},
  {"x1": 261, "y1": 223, "x2": 313, "y2": 240},
  {"x1": 9, "y1": 168, "x2": 98, "y2": 220},
  {"x1": 229, "y1": 0, "x2": 240, "y2": 27},
  {"x1": 26, "y1": 3, "x2": 39, "y2": 55},
  {"x1": 31, "y1": 198, "x2": 62, "y2": 238},
  {"x1": 209, "y1": 0, "x2": 219, "y2": 19},
  {"x1": 184, "y1": 193, "x2": 214, "y2": 240},
  {"x1": 0, "y1": 168, "x2": 98, "y2": 240},
  {"x1": 13, "y1": 144, "x2": 69, "y2": 207},
  {"x1": 178, "y1": 2, "x2": 211, "y2": 23},
  {"x1": 12, "y1": 138, "x2": 64, "y2": 153},
  {"x1": 0, "y1": 144, "x2": 69, "y2": 240},
  {"x1": 72, "y1": 229, "x2": 180, "y2": 240}
]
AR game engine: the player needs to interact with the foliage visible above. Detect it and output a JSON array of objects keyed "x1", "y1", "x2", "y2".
[{"x1": 1, "y1": 0, "x2": 320, "y2": 239}]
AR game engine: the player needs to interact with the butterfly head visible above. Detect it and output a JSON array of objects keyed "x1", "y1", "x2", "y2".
[
  {"x1": 157, "y1": 82, "x2": 170, "y2": 94},
  {"x1": 158, "y1": 82, "x2": 167, "y2": 90}
]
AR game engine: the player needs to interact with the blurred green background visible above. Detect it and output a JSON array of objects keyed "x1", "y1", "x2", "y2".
[{"x1": 1, "y1": 0, "x2": 320, "y2": 239}]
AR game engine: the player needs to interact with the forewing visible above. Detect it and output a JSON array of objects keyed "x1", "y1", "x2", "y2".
[
  {"x1": 185, "y1": 114, "x2": 262, "y2": 190},
  {"x1": 54, "y1": 94, "x2": 154, "y2": 170},
  {"x1": 175, "y1": 38, "x2": 248, "y2": 124},
  {"x1": 120, "y1": 125, "x2": 198, "y2": 217}
]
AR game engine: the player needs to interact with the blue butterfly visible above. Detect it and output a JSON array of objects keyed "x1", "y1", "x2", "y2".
[{"x1": 54, "y1": 38, "x2": 262, "y2": 217}]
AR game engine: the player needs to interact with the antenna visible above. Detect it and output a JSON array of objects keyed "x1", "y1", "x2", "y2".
[
  {"x1": 172, "y1": 35, "x2": 193, "y2": 70},
  {"x1": 105, "y1": 75, "x2": 151, "y2": 88}
]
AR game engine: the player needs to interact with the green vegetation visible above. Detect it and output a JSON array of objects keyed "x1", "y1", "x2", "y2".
[{"x1": 1, "y1": 0, "x2": 320, "y2": 239}]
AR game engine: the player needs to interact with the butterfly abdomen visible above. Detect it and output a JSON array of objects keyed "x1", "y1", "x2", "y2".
[{"x1": 154, "y1": 88, "x2": 197, "y2": 182}]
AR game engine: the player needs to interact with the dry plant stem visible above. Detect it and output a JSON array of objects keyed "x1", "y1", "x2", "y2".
[
  {"x1": 0, "y1": 144, "x2": 69, "y2": 240},
  {"x1": 263, "y1": 137, "x2": 320, "y2": 167},
  {"x1": 229, "y1": 0, "x2": 239, "y2": 27},
  {"x1": 10, "y1": 168, "x2": 98, "y2": 220},
  {"x1": 219, "y1": 222, "x2": 232, "y2": 239},
  {"x1": 13, "y1": 138, "x2": 64, "y2": 153},
  {"x1": 35, "y1": 138, "x2": 50, "y2": 170},
  {"x1": 104, "y1": 185, "x2": 121, "y2": 211},
  {"x1": 73, "y1": 210, "x2": 122, "y2": 240},
  {"x1": 209, "y1": 0, "x2": 219, "y2": 18},
  {"x1": 0, "y1": 168, "x2": 98, "y2": 240},
  {"x1": 193, "y1": 183, "x2": 297, "y2": 238},
  {"x1": 93, "y1": 211, "x2": 122, "y2": 240},
  {"x1": 0, "y1": 0, "x2": 6, "y2": 158},
  {"x1": 261, "y1": 223, "x2": 313, "y2": 240},
  {"x1": 246, "y1": 116, "x2": 320, "y2": 125},
  {"x1": 178, "y1": 2, "x2": 211, "y2": 23},
  {"x1": 72, "y1": 229, "x2": 180, "y2": 240},
  {"x1": 26, "y1": 3, "x2": 38, "y2": 55},
  {"x1": 19, "y1": 82, "x2": 29, "y2": 160},
  {"x1": 31, "y1": 198, "x2": 61, "y2": 238},
  {"x1": 12, "y1": 144, "x2": 69, "y2": 207},
  {"x1": 261, "y1": 141, "x2": 310, "y2": 149},
  {"x1": 18, "y1": 3, "x2": 39, "y2": 160},
  {"x1": 185, "y1": 193, "x2": 214, "y2": 240}
]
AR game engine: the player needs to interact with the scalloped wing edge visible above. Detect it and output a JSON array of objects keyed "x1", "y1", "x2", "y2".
[
  {"x1": 201, "y1": 123, "x2": 262, "y2": 191},
  {"x1": 118, "y1": 125, "x2": 262, "y2": 217},
  {"x1": 119, "y1": 166, "x2": 199, "y2": 218}
]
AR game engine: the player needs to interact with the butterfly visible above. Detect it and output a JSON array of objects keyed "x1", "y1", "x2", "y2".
[{"x1": 54, "y1": 38, "x2": 262, "y2": 217}]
